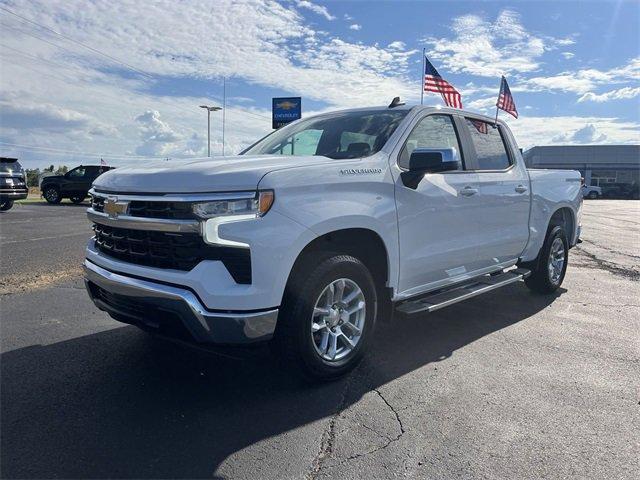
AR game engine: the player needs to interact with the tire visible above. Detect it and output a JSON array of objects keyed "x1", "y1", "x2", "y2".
[
  {"x1": 43, "y1": 186, "x2": 62, "y2": 204},
  {"x1": 273, "y1": 254, "x2": 378, "y2": 380},
  {"x1": 588, "y1": 191, "x2": 598, "y2": 199},
  {"x1": 525, "y1": 225, "x2": 568, "y2": 294},
  {"x1": 70, "y1": 195, "x2": 86, "y2": 204},
  {"x1": 0, "y1": 199, "x2": 14, "y2": 211}
]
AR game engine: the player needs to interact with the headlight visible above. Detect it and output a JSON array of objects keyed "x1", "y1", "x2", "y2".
[
  {"x1": 194, "y1": 191, "x2": 275, "y2": 247},
  {"x1": 192, "y1": 190, "x2": 274, "y2": 219}
]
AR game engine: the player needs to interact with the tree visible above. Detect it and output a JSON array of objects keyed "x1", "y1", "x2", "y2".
[{"x1": 25, "y1": 168, "x2": 41, "y2": 187}]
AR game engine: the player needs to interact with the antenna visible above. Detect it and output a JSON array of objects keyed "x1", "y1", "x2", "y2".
[{"x1": 388, "y1": 97, "x2": 405, "y2": 108}]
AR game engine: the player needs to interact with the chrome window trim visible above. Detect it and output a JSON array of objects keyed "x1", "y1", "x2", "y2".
[{"x1": 89, "y1": 188, "x2": 257, "y2": 203}]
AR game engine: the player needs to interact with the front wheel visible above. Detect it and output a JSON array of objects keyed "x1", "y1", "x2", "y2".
[
  {"x1": 525, "y1": 225, "x2": 568, "y2": 294},
  {"x1": 588, "y1": 191, "x2": 598, "y2": 199},
  {"x1": 43, "y1": 186, "x2": 62, "y2": 204},
  {"x1": 0, "y1": 199, "x2": 14, "y2": 211},
  {"x1": 273, "y1": 254, "x2": 377, "y2": 380}
]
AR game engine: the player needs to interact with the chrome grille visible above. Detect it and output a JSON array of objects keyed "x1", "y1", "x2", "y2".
[{"x1": 128, "y1": 201, "x2": 196, "y2": 220}]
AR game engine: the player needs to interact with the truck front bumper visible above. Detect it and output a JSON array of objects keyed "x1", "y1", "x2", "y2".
[{"x1": 84, "y1": 260, "x2": 278, "y2": 344}]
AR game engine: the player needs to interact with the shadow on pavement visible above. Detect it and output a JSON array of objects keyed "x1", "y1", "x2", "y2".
[{"x1": 0, "y1": 285, "x2": 564, "y2": 479}]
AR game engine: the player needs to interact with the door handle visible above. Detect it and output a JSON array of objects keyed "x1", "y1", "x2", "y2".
[
  {"x1": 515, "y1": 185, "x2": 528, "y2": 193},
  {"x1": 460, "y1": 186, "x2": 478, "y2": 197}
]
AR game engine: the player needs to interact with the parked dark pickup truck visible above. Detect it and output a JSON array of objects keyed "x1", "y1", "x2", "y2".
[
  {"x1": 0, "y1": 157, "x2": 28, "y2": 211},
  {"x1": 41, "y1": 165, "x2": 113, "y2": 204}
]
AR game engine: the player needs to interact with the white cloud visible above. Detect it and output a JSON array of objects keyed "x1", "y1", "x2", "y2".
[
  {"x1": 578, "y1": 86, "x2": 640, "y2": 103},
  {"x1": 556, "y1": 38, "x2": 576, "y2": 46},
  {"x1": 561, "y1": 52, "x2": 575, "y2": 59},
  {"x1": 134, "y1": 110, "x2": 183, "y2": 156},
  {"x1": 523, "y1": 57, "x2": 640, "y2": 94},
  {"x1": 349, "y1": 24, "x2": 362, "y2": 31},
  {"x1": 424, "y1": 9, "x2": 564, "y2": 77},
  {"x1": 387, "y1": 41, "x2": 405, "y2": 50},
  {"x1": 466, "y1": 97, "x2": 497, "y2": 111},
  {"x1": 504, "y1": 116, "x2": 639, "y2": 148},
  {"x1": 296, "y1": 1, "x2": 335, "y2": 21},
  {"x1": 0, "y1": 0, "x2": 423, "y2": 168},
  {"x1": 552, "y1": 124, "x2": 607, "y2": 144}
]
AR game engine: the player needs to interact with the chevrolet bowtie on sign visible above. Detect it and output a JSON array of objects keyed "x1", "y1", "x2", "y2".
[
  {"x1": 103, "y1": 197, "x2": 129, "y2": 218},
  {"x1": 272, "y1": 97, "x2": 301, "y2": 129}
]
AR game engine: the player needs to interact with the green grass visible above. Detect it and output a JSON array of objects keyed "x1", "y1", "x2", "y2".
[{"x1": 14, "y1": 195, "x2": 88, "y2": 205}]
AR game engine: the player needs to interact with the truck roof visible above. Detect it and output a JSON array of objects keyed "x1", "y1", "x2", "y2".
[{"x1": 312, "y1": 104, "x2": 501, "y2": 125}]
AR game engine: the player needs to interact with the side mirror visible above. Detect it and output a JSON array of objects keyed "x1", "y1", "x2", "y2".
[{"x1": 402, "y1": 148, "x2": 460, "y2": 189}]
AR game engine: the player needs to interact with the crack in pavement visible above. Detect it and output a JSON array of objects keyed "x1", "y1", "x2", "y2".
[
  {"x1": 573, "y1": 246, "x2": 639, "y2": 281},
  {"x1": 581, "y1": 212, "x2": 640, "y2": 227},
  {"x1": 578, "y1": 238, "x2": 640, "y2": 261},
  {"x1": 310, "y1": 387, "x2": 407, "y2": 477},
  {"x1": 307, "y1": 368, "x2": 359, "y2": 480}
]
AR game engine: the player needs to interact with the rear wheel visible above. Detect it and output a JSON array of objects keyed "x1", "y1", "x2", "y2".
[
  {"x1": 0, "y1": 199, "x2": 14, "y2": 211},
  {"x1": 70, "y1": 195, "x2": 86, "y2": 204},
  {"x1": 43, "y1": 186, "x2": 61, "y2": 204},
  {"x1": 525, "y1": 225, "x2": 568, "y2": 294},
  {"x1": 588, "y1": 191, "x2": 598, "y2": 199},
  {"x1": 273, "y1": 254, "x2": 377, "y2": 380}
]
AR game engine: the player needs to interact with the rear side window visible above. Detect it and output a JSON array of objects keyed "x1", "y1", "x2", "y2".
[
  {"x1": 399, "y1": 115, "x2": 462, "y2": 169},
  {"x1": 465, "y1": 118, "x2": 512, "y2": 170}
]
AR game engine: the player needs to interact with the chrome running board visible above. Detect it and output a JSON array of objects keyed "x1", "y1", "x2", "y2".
[{"x1": 396, "y1": 268, "x2": 531, "y2": 315}]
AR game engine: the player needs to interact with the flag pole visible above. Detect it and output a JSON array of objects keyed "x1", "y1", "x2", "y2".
[
  {"x1": 494, "y1": 76, "x2": 501, "y2": 126},
  {"x1": 420, "y1": 48, "x2": 425, "y2": 105}
]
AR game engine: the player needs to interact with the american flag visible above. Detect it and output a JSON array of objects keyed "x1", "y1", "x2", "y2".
[
  {"x1": 470, "y1": 119, "x2": 489, "y2": 134},
  {"x1": 496, "y1": 76, "x2": 518, "y2": 118},
  {"x1": 424, "y1": 56, "x2": 462, "y2": 109},
  {"x1": 100, "y1": 158, "x2": 107, "y2": 166}
]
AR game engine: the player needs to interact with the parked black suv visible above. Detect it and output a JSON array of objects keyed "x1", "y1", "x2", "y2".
[
  {"x1": 0, "y1": 157, "x2": 28, "y2": 211},
  {"x1": 41, "y1": 165, "x2": 113, "y2": 204}
]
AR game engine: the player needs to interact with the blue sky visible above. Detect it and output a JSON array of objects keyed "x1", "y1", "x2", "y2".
[{"x1": 0, "y1": 0, "x2": 638, "y2": 169}]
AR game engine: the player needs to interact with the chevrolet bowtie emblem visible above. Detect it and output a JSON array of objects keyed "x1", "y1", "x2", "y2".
[{"x1": 103, "y1": 197, "x2": 129, "y2": 218}]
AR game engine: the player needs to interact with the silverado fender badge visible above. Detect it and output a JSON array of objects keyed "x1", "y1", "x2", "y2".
[
  {"x1": 103, "y1": 197, "x2": 129, "y2": 218},
  {"x1": 339, "y1": 168, "x2": 382, "y2": 176}
]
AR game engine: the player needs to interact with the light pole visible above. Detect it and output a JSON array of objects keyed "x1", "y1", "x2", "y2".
[{"x1": 199, "y1": 105, "x2": 222, "y2": 157}]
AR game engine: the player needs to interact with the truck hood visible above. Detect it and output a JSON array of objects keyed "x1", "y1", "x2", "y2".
[{"x1": 92, "y1": 155, "x2": 335, "y2": 193}]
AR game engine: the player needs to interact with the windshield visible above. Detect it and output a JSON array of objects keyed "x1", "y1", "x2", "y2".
[
  {"x1": 0, "y1": 160, "x2": 23, "y2": 174},
  {"x1": 243, "y1": 110, "x2": 409, "y2": 159}
]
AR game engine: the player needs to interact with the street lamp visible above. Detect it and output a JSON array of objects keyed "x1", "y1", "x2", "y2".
[{"x1": 199, "y1": 105, "x2": 222, "y2": 157}]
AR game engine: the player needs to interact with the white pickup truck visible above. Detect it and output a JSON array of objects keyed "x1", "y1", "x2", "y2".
[{"x1": 84, "y1": 104, "x2": 582, "y2": 379}]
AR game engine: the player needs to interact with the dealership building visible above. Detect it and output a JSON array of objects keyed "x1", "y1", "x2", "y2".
[{"x1": 523, "y1": 145, "x2": 640, "y2": 197}]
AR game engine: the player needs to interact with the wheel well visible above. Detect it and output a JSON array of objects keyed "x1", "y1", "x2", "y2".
[
  {"x1": 549, "y1": 207, "x2": 574, "y2": 242},
  {"x1": 520, "y1": 207, "x2": 575, "y2": 271},
  {"x1": 288, "y1": 228, "x2": 390, "y2": 290}
]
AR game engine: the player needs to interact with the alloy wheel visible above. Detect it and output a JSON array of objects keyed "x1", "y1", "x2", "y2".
[
  {"x1": 548, "y1": 237, "x2": 566, "y2": 285},
  {"x1": 311, "y1": 278, "x2": 366, "y2": 362}
]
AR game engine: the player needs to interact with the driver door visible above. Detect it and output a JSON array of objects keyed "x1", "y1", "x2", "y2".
[{"x1": 392, "y1": 114, "x2": 485, "y2": 297}]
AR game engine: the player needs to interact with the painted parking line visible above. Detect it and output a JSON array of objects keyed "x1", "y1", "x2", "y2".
[{"x1": 1, "y1": 231, "x2": 90, "y2": 244}]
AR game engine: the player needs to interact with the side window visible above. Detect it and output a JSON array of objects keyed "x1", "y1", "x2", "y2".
[
  {"x1": 269, "y1": 129, "x2": 322, "y2": 155},
  {"x1": 84, "y1": 166, "x2": 100, "y2": 179},
  {"x1": 67, "y1": 167, "x2": 86, "y2": 178},
  {"x1": 399, "y1": 115, "x2": 462, "y2": 169},
  {"x1": 465, "y1": 118, "x2": 512, "y2": 170}
]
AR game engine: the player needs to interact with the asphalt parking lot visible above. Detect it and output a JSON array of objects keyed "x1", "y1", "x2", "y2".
[{"x1": 1, "y1": 200, "x2": 639, "y2": 479}]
